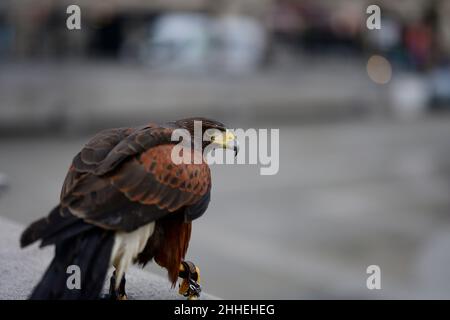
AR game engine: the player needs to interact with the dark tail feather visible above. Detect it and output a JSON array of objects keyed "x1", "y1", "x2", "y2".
[
  {"x1": 30, "y1": 228, "x2": 114, "y2": 300},
  {"x1": 21, "y1": 205, "x2": 79, "y2": 248}
]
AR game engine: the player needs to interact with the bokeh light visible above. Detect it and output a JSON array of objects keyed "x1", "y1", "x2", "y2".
[{"x1": 367, "y1": 55, "x2": 392, "y2": 84}]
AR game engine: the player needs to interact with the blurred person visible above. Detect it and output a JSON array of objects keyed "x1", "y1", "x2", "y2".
[
  {"x1": 269, "y1": 0, "x2": 304, "y2": 64},
  {"x1": 402, "y1": 1, "x2": 441, "y2": 72},
  {"x1": 0, "y1": 11, "x2": 14, "y2": 59},
  {"x1": 0, "y1": 172, "x2": 8, "y2": 194},
  {"x1": 404, "y1": 20, "x2": 434, "y2": 71},
  {"x1": 89, "y1": 12, "x2": 124, "y2": 59}
]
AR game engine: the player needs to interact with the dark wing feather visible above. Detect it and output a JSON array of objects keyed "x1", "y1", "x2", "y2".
[
  {"x1": 71, "y1": 127, "x2": 133, "y2": 173},
  {"x1": 69, "y1": 123, "x2": 172, "y2": 175},
  {"x1": 93, "y1": 126, "x2": 173, "y2": 175}
]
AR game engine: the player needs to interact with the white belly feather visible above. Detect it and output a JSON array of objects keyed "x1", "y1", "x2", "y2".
[{"x1": 110, "y1": 222, "x2": 155, "y2": 287}]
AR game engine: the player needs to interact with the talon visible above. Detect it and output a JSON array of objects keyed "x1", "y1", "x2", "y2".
[
  {"x1": 109, "y1": 271, "x2": 128, "y2": 301},
  {"x1": 117, "y1": 294, "x2": 128, "y2": 300},
  {"x1": 178, "y1": 261, "x2": 201, "y2": 299}
]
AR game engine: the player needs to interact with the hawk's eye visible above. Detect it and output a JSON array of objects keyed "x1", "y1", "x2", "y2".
[{"x1": 205, "y1": 128, "x2": 222, "y2": 142}]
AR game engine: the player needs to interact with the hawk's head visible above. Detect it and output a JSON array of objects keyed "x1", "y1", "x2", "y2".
[{"x1": 174, "y1": 117, "x2": 239, "y2": 156}]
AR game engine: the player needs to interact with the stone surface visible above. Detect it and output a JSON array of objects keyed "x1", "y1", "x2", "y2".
[{"x1": 0, "y1": 217, "x2": 216, "y2": 300}]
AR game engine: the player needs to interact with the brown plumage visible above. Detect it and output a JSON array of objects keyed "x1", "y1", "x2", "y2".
[
  {"x1": 154, "y1": 218, "x2": 192, "y2": 285},
  {"x1": 20, "y1": 117, "x2": 236, "y2": 299}
]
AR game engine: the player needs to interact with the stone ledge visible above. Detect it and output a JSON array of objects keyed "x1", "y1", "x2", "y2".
[{"x1": 0, "y1": 217, "x2": 217, "y2": 300}]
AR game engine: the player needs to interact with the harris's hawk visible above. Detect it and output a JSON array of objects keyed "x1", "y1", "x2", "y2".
[{"x1": 20, "y1": 117, "x2": 238, "y2": 300}]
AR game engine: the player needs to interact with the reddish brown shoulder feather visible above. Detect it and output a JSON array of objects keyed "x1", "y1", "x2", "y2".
[{"x1": 110, "y1": 145, "x2": 210, "y2": 212}]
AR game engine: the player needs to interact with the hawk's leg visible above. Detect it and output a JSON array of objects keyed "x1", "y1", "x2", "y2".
[
  {"x1": 178, "y1": 261, "x2": 201, "y2": 300},
  {"x1": 109, "y1": 271, "x2": 128, "y2": 300}
]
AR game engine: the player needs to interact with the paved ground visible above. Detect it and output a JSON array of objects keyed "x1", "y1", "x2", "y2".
[{"x1": 1, "y1": 116, "x2": 450, "y2": 298}]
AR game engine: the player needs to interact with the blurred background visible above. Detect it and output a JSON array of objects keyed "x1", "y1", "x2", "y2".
[{"x1": 1, "y1": 0, "x2": 450, "y2": 299}]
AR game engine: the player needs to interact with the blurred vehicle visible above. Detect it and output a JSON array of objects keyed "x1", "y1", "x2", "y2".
[
  {"x1": 214, "y1": 14, "x2": 266, "y2": 74},
  {"x1": 139, "y1": 13, "x2": 267, "y2": 74},
  {"x1": 142, "y1": 13, "x2": 212, "y2": 71}
]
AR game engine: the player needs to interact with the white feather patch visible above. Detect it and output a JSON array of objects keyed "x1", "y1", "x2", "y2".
[{"x1": 110, "y1": 222, "x2": 155, "y2": 288}]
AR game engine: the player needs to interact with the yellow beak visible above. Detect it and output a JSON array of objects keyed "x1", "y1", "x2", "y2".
[{"x1": 212, "y1": 130, "x2": 239, "y2": 156}]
